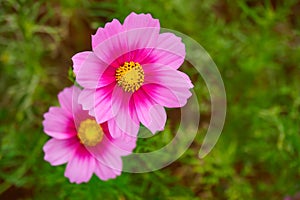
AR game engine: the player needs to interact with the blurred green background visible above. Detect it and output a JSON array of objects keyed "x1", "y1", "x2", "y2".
[{"x1": 1, "y1": 0, "x2": 300, "y2": 199}]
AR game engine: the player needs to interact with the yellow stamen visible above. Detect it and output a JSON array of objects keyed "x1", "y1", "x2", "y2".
[
  {"x1": 115, "y1": 61, "x2": 144, "y2": 92},
  {"x1": 77, "y1": 119, "x2": 103, "y2": 147}
]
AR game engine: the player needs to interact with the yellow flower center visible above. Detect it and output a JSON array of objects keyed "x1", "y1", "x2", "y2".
[
  {"x1": 115, "y1": 61, "x2": 144, "y2": 92},
  {"x1": 77, "y1": 119, "x2": 103, "y2": 147}
]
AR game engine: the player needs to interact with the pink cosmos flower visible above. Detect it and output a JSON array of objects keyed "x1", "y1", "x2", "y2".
[
  {"x1": 42, "y1": 86, "x2": 136, "y2": 183},
  {"x1": 72, "y1": 12, "x2": 193, "y2": 138}
]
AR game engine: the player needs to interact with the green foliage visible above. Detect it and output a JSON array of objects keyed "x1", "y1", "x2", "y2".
[{"x1": 1, "y1": 0, "x2": 300, "y2": 199}]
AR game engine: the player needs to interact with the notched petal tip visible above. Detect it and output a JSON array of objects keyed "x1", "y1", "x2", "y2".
[
  {"x1": 92, "y1": 19, "x2": 123, "y2": 50},
  {"x1": 123, "y1": 12, "x2": 160, "y2": 30},
  {"x1": 64, "y1": 149, "x2": 96, "y2": 184}
]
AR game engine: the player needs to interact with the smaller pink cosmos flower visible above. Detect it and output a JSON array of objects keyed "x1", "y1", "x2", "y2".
[
  {"x1": 72, "y1": 12, "x2": 193, "y2": 138},
  {"x1": 42, "y1": 86, "x2": 136, "y2": 183}
]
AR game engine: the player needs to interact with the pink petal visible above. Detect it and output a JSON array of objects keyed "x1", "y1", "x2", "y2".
[
  {"x1": 133, "y1": 89, "x2": 167, "y2": 134},
  {"x1": 57, "y1": 87, "x2": 74, "y2": 114},
  {"x1": 142, "y1": 82, "x2": 192, "y2": 108},
  {"x1": 177, "y1": 70, "x2": 194, "y2": 88},
  {"x1": 72, "y1": 51, "x2": 92, "y2": 76},
  {"x1": 97, "y1": 67, "x2": 116, "y2": 88},
  {"x1": 112, "y1": 138, "x2": 136, "y2": 155},
  {"x1": 165, "y1": 86, "x2": 192, "y2": 107},
  {"x1": 109, "y1": 48, "x2": 154, "y2": 69},
  {"x1": 75, "y1": 52, "x2": 109, "y2": 89},
  {"x1": 92, "y1": 19, "x2": 123, "y2": 50},
  {"x1": 141, "y1": 84, "x2": 182, "y2": 108},
  {"x1": 107, "y1": 118, "x2": 123, "y2": 138},
  {"x1": 93, "y1": 32, "x2": 127, "y2": 67},
  {"x1": 73, "y1": 108, "x2": 91, "y2": 129},
  {"x1": 93, "y1": 29, "x2": 158, "y2": 67},
  {"x1": 144, "y1": 32, "x2": 185, "y2": 69},
  {"x1": 64, "y1": 145, "x2": 96, "y2": 184},
  {"x1": 101, "y1": 123, "x2": 137, "y2": 155},
  {"x1": 143, "y1": 64, "x2": 192, "y2": 108},
  {"x1": 57, "y1": 86, "x2": 78, "y2": 115},
  {"x1": 85, "y1": 136, "x2": 123, "y2": 171},
  {"x1": 105, "y1": 126, "x2": 137, "y2": 154},
  {"x1": 107, "y1": 111, "x2": 139, "y2": 138},
  {"x1": 43, "y1": 137, "x2": 79, "y2": 166},
  {"x1": 92, "y1": 86, "x2": 115, "y2": 123},
  {"x1": 43, "y1": 107, "x2": 76, "y2": 139},
  {"x1": 93, "y1": 13, "x2": 159, "y2": 66},
  {"x1": 58, "y1": 86, "x2": 91, "y2": 126},
  {"x1": 110, "y1": 86, "x2": 131, "y2": 117},
  {"x1": 109, "y1": 86, "x2": 139, "y2": 137},
  {"x1": 143, "y1": 64, "x2": 191, "y2": 88},
  {"x1": 77, "y1": 88, "x2": 95, "y2": 113},
  {"x1": 148, "y1": 104, "x2": 167, "y2": 134},
  {"x1": 123, "y1": 12, "x2": 160, "y2": 30},
  {"x1": 106, "y1": 116, "x2": 138, "y2": 143},
  {"x1": 78, "y1": 83, "x2": 116, "y2": 123},
  {"x1": 94, "y1": 161, "x2": 121, "y2": 181},
  {"x1": 99, "y1": 148, "x2": 123, "y2": 171}
]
